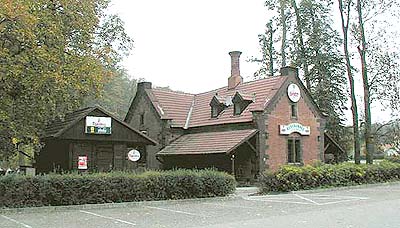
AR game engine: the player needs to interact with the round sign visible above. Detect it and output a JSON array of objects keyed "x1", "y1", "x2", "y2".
[
  {"x1": 127, "y1": 149, "x2": 141, "y2": 162},
  {"x1": 287, "y1": 83, "x2": 301, "y2": 102}
]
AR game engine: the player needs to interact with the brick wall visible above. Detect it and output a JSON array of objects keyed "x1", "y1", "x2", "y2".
[{"x1": 265, "y1": 80, "x2": 323, "y2": 171}]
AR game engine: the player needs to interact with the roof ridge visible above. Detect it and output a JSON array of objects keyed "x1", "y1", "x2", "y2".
[
  {"x1": 152, "y1": 87, "x2": 195, "y2": 96},
  {"x1": 152, "y1": 76, "x2": 285, "y2": 96}
]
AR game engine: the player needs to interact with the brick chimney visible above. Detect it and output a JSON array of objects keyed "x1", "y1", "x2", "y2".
[{"x1": 228, "y1": 51, "x2": 243, "y2": 90}]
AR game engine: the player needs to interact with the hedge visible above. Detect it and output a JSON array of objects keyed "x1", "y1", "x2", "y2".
[
  {"x1": 260, "y1": 161, "x2": 400, "y2": 193},
  {"x1": 0, "y1": 169, "x2": 236, "y2": 208}
]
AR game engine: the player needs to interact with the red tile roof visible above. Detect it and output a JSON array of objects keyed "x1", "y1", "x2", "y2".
[
  {"x1": 146, "y1": 76, "x2": 287, "y2": 128},
  {"x1": 146, "y1": 88, "x2": 195, "y2": 127},
  {"x1": 157, "y1": 129, "x2": 258, "y2": 155}
]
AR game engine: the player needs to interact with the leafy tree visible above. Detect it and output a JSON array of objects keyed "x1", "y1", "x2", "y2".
[
  {"x1": 338, "y1": 0, "x2": 361, "y2": 164},
  {"x1": 258, "y1": 0, "x2": 348, "y2": 145},
  {"x1": 0, "y1": 0, "x2": 133, "y2": 161},
  {"x1": 352, "y1": 0, "x2": 400, "y2": 163},
  {"x1": 83, "y1": 69, "x2": 138, "y2": 120}
]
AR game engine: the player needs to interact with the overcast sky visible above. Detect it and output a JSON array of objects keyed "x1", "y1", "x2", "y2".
[
  {"x1": 108, "y1": 0, "x2": 393, "y2": 123},
  {"x1": 108, "y1": 0, "x2": 267, "y2": 91}
]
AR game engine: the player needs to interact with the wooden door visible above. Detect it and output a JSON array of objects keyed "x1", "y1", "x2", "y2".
[{"x1": 95, "y1": 144, "x2": 114, "y2": 172}]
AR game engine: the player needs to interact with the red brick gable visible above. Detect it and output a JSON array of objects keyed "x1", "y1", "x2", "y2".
[{"x1": 144, "y1": 76, "x2": 287, "y2": 128}]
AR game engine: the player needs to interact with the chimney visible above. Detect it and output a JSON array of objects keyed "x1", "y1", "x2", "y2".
[
  {"x1": 228, "y1": 51, "x2": 243, "y2": 90},
  {"x1": 280, "y1": 66, "x2": 299, "y2": 77},
  {"x1": 137, "y1": 81, "x2": 152, "y2": 90}
]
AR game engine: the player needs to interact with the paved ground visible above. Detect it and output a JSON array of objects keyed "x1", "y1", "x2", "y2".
[{"x1": 1, "y1": 183, "x2": 400, "y2": 228}]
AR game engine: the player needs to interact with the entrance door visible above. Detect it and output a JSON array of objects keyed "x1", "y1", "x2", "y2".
[{"x1": 95, "y1": 144, "x2": 114, "y2": 172}]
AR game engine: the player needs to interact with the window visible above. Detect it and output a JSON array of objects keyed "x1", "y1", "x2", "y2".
[
  {"x1": 234, "y1": 103, "x2": 242, "y2": 115},
  {"x1": 288, "y1": 139, "x2": 301, "y2": 163},
  {"x1": 211, "y1": 105, "x2": 220, "y2": 118},
  {"x1": 291, "y1": 103, "x2": 297, "y2": 118},
  {"x1": 140, "y1": 113, "x2": 145, "y2": 125}
]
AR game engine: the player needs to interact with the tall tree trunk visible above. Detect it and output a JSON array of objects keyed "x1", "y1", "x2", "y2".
[
  {"x1": 291, "y1": 0, "x2": 311, "y2": 89},
  {"x1": 280, "y1": 0, "x2": 287, "y2": 67},
  {"x1": 356, "y1": 0, "x2": 374, "y2": 164},
  {"x1": 338, "y1": 0, "x2": 361, "y2": 164},
  {"x1": 268, "y1": 20, "x2": 274, "y2": 76}
]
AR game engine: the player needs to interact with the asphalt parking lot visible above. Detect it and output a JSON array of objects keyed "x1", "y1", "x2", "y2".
[{"x1": 1, "y1": 182, "x2": 400, "y2": 228}]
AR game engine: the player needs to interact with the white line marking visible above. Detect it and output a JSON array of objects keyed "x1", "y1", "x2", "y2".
[
  {"x1": 294, "y1": 194, "x2": 320, "y2": 205},
  {"x1": 245, "y1": 198, "x2": 312, "y2": 205},
  {"x1": 1, "y1": 215, "x2": 32, "y2": 228},
  {"x1": 202, "y1": 202, "x2": 256, "y2": 209},
  {"x1": 146, "y1": 206, "x2": 203, "y2": 217},
  {"x1": 80, "y1": 210, "x2": 136, "y2": 226},
  {"x1": 318, "y1": 199, "x2": 366, "y2": 205},
  {"x1": 302, "y1": 194, "x2": 369, "y2": 199}
]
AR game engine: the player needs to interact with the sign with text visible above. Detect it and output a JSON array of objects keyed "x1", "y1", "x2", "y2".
[
  {"x1": 85, "y1": 116, "x2": 112, "y2": 134},
  {"x1": 127, "y1": 149, "x2": 141, "y2": 162},
  {"x1": 280, "y1": 123, "x2": 310, "y2": 136},
  {"x1": 287, "y1": 83, "x2": 301, "y2": 103},
  {"x1": 78, "y1": 156, "x2": 88, "y2": 170}
]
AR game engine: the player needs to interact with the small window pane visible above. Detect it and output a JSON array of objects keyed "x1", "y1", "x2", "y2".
[
  {"x1": 291, "y1": 104, "x2": 297, "y2": 118},
  {"x1": 234, "y1": 104, "x2": 241, "y2": 115},
  {"x1": 288, "y1": 139, "x2": 294, "y2": 163},
  {"x1": 295, "y1": 139, "x2": 301, "y2": 163}
]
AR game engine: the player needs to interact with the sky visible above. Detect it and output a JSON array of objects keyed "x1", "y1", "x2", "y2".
[
  {"x1": 108, "y1": 0, "x2": 267, "y2": 92},
  {"x1": 108, "y1": 0, "x2": 393, "y2": 123}
]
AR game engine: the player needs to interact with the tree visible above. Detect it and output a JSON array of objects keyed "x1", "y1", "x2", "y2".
[
  {"x1": 257, "y1": 0, "x2": 348, "y2": 146},
  {"x1": 338, "y1": 0, "x2": 361, "y2": 164},
  {"x1": 251, "y1": 20, "x2": 276, "y2": 78},
  {"x1": 0, "y1": 0, "x2": 133, "y2": 161},
  {"x1": 84, "y1": 69, "x2": 138, "y2": 120},
  {"x1": 352, "y1": 0, "x2": 400, "y2": 164}
]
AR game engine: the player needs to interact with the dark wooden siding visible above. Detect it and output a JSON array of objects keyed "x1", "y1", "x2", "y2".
[{"x1": 59, "y1": 109, "x2": 151, "y2": 144}]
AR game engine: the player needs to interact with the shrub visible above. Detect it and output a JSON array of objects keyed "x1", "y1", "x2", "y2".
[
  {"x1": 260, "y1": 161, "x2": 400, "y2": 193},
  {"x1": 0, "y1": 169, "x2": 236, "y2": 208}
]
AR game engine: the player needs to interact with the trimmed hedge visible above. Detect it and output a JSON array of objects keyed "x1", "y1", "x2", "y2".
[
  {"x1": 260, "y1": 161, "x2": 400, "y2": 193},
  {"x1": 0, "y1": 169, "x2": 236, "y2": 208}
]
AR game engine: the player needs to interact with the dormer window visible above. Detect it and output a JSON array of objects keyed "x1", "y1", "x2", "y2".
[
  {"x1": 232, "y1": 92, "x2": 254, "y2": 116},
  {"x1": 210, "y1": 95, "x2": 227, "y2": 118}
]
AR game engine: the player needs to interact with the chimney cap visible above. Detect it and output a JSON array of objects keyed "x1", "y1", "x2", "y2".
[
  {"x1": 229, "y1": 51, "x2": 242, "y2": 56},
  {"x1": 280, "y1": 66, "x2": 298, "y2": 77},
  {"x1": 137, "y1": 81, "x2": 152, "y2": 90}
]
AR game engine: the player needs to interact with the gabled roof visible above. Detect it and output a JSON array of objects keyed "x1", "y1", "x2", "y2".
[
  {"x1": 143, "y1": 76, "x2": 287, "y2": 128},
  {"x1": 145, "y1": 88, "x2": 195, "y2": 127},
  {"x1": 42, "y1": 106, "x2": 157, "y2": 145},
  {"x1": 42, "y1": 107, "x2": 95, "y2": 138},
  {"x1": 157, "y1": 129, "x2": 258, "y2": 156}
]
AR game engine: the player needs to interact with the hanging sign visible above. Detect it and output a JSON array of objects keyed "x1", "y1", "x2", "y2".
[
  {"x1": 78, "y1": 156, "x2": 88, "y2": 170},
  {"x1": 85, "y1": 116, "x2": 112, "y2": 134},
  {"x1": 287, "y1": 83, "x2": 301, "y2": 102},
  {"x1": 280, "y1": 123, "x2": 310, "y2": 136},
  {"x1": 127, "y1": 149, "x2": 141, "y2": 162}
]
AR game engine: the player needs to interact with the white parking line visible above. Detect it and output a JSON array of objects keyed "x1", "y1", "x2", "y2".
[
  {"x1": 202, "y1": 202, "x2": 256, "y2": 209},
  {"x1": 243, "y1": 193, "x2": 369, "y2": 206},
  {"x1": 146, "y1": 206, "x2": 203, "y2": 217},
  {"x1": 1, "y1": 215, "x2": 33, "y2": 228},
  {"x1": 80, "y1": 210, "x2": 136, "y2": 226},
  {"x1": 244, "y1": 197, "x2": 312, "y2": 205},
  {"x1": 293, "y1": 194, "x2": 320, "y2": 205}
]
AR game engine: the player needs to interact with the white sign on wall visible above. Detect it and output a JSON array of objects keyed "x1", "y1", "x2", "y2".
[
  {"x1": 127, "y1": 149, "x2": 141, "y2": 162},
  {"x1": 287, "y1": 83, "x2": 301, "y2": 103},
  {"x1": 78, "y1": 156, "x2": 88, "y2": 170},
  {"x1": 85, "y1": 116, "x2": 112, "y2": 134},
  {"x1": 280, "y1": 123, "x2": 310, "y2": 136}
]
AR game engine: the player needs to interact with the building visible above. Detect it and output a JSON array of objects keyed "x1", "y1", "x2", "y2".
[
  {"x1": 125, "y1": 51, "x2": 341, "y2": 181},
  {"x1": 37, "y1": 106, "x2": 157, "y2": 173}
]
